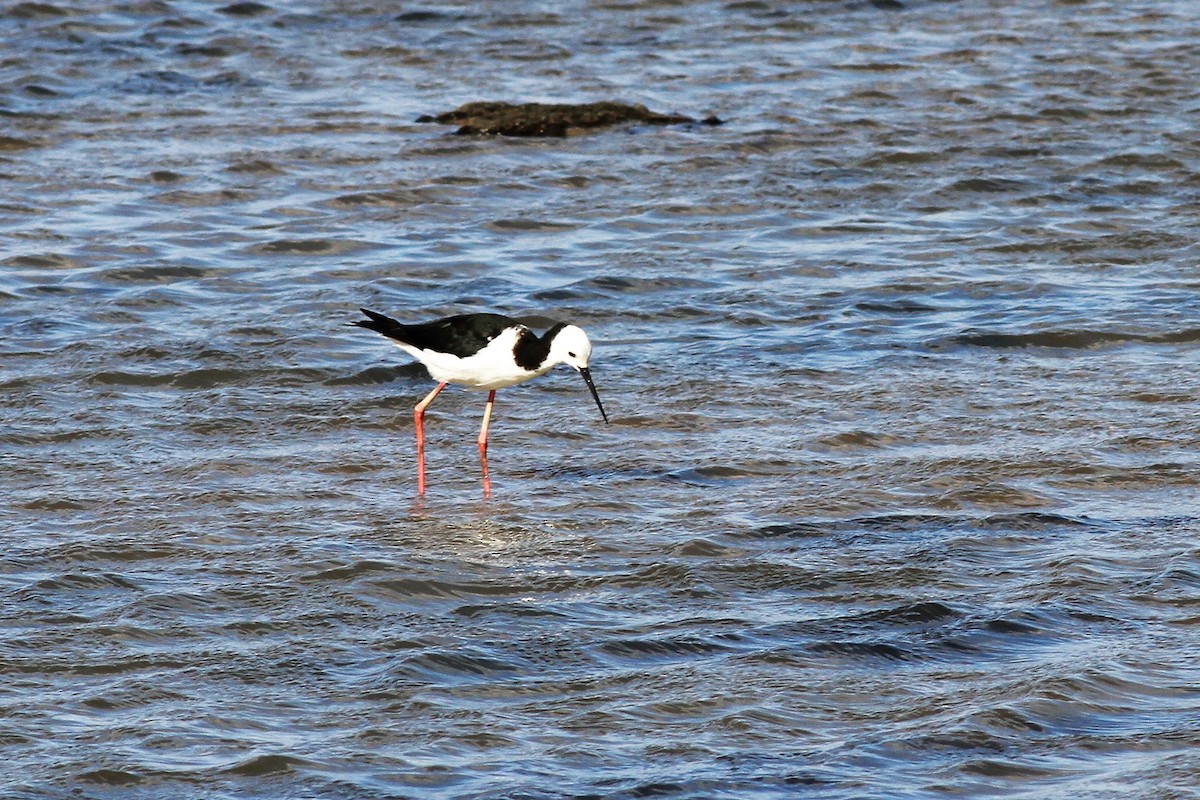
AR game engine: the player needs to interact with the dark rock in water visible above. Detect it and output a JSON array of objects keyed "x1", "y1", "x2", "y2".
[
  {"x1": 418, "y1": 101, "x2": 723, "y2": 137},
  {"x1": 219, "y1": 2, "x2": 272, "y2": 16}
]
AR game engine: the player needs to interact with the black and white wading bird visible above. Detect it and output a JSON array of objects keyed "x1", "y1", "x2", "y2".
[{"x1": 352, "y1": 308, "x2": 609, "y2": 496}]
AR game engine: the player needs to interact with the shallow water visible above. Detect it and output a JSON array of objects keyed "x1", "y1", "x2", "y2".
[{"x1": 4, "y1": 1, "x2": 1200, "y2": 798}]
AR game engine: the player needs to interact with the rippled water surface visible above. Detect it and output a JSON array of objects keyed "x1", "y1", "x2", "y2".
[{"x1": 4, "y1": 1, "x2": 1200, "y2": 797}]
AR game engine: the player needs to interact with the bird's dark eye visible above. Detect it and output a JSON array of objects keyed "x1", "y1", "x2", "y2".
[{"x1": 568, "y1": 351, "x2": 576, "y2": 358}]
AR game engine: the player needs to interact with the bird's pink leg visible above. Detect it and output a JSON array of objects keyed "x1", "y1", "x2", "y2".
[
  {"x1": 477, "y1": 390, "x2": 496, "y2": 497},
  {"x1": 414, "y1": 382, "x2": 447, "y2": 495}
]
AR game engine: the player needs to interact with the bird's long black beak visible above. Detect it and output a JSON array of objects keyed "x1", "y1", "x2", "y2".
[{"x1": 579, "y1": 367, "x2": 609, "y2": 425}]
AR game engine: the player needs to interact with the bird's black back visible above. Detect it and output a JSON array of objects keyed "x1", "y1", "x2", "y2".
[{"x1": 355, "y1": 308, "x2": 527, "y2": 359}]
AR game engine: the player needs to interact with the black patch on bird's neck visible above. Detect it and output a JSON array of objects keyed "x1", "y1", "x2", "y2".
[{"x1": 513, "y1": 323, "x2": 566, "y2": 371}]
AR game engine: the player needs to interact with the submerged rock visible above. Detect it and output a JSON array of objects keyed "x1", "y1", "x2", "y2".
[{"x1": 417, "y1": 101, "x2": 722, "y2": 137}]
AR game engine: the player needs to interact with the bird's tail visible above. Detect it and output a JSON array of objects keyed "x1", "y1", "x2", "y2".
[{"x1": 351, "y1": 307, "x2": 404, "y2": 336}]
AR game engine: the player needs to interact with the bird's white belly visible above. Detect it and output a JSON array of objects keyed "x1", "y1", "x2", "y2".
[{"x1": 392, "y1": 328, "x2": 553, "y2": 390}]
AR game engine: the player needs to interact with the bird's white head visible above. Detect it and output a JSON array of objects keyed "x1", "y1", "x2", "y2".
[
  {"x1": 548, "y1": 324, "x2": 608, "y2": 424},
  {"x1": 549, "y1": 324, "x2": 593, "y2": 370}
]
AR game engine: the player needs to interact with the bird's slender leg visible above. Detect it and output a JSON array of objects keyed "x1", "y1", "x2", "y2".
[
  {"x1": 477, "y1": 390, "x2": 497, "y2": 497},
  {"x1": 414, "y1": 382, "x2": 447, "y2": 495}
]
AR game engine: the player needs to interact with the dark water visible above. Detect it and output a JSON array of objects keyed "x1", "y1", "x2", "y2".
[{"x1": 4, "y1": 1, "x2": 1200, "y2": 797}]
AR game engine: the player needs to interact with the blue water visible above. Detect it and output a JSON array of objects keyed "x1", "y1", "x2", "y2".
[{"x1": 3, "y1": 2, "x2": 1200, "y2": 798}]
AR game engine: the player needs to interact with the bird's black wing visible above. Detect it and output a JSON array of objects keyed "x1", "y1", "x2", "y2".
[{"x1": 354, "y1": 308, "x2": 521, "y2": 358}]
